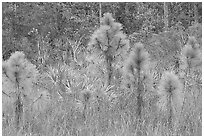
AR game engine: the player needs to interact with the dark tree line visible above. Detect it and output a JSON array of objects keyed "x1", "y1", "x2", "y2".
[{"x1": 2, "y1": 2, "x2": 202, "y2": 63}]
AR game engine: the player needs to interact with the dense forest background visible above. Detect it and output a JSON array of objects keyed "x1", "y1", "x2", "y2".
[
  {"x1": 2, "y1": 2, "x2": 202, "y2": 136},
  {"x1": 2, "y1": 2, "x2": 202, "y2": 64}
]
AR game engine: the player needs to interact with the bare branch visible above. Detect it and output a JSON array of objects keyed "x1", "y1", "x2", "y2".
[
  {"x1": 32, "y1": 94, "x2": 43, "y2": 105},
  {"x1": 116, "y1": 38, "x2": 122, "y2": 51},
  {"x1": 2, "y1": 91, "x2": 11, "y2": 98}
]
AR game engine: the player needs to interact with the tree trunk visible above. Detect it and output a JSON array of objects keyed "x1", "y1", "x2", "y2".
[
  {"x1": 194, "y1": 2, "x2": 198, "y2": 23},
  {"x1": 99, "y1": 2, "x2": 102, "y2": 25},
  {"x1": 14, "y1": 90, "x2": 23, "y2": 132},
  {"x1": 164, "y1": 2, "x2": 169, "y2": 31},
  {"x1": 105, "y1": 55, "x2": 112, "y2": 88},
  {"x1": 137, "y1": 92, "x2": 142, "y2": 118},
  {"x1": 167, "y1": 94, "x2": 173, "y2": 131},
  {"x1": 136, "y1": 68, "x2": 142, "y2": 119}
]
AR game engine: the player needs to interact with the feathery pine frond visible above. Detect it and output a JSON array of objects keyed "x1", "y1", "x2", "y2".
[
  {"x1": 187, "y1": 36, "x2": 200, "y2": 49},
  {"x1": 89, "y1": 25, "x2": 110, "y2": 51},
  {"x1": 6, "y1": 51, "x2": 26, "y2": 83},
  {"x1": 2, "y1": 61, "x2": 16, "y2": 95},
  {"x1": 182, "y1": 44, "x2": 199, "y2": 60},
  {"x1": 101, "y1": 13, "x2": 115, "y2": 26},
  {"x1": 181, "y1": 38, "x2": 202, "y2": 69},
  {"x1": 125, "y1": 42, "x2": 150, "y2": 74},
  {"x1": 80, "y1": 90, "x2": 92, "y2": 104},
  {"x1": 123, "y1": 43, "x2": 151, "y2": 90},
  {"x1": 2, "y1": 61, "x2": 8, "y2": 77},
  {"x1": 88, "y1": 12, "x2": 129, "y2": 54},
  {"x1": 5, "y1": 51, "x2": 39, "y2": 96}
]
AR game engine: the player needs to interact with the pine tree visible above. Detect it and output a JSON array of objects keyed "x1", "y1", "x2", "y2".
[
  {"x1": 88, "y1": 13, "x2": 129, "y2": 88},
  {"x1": 157, "y1": 71, "x2": 183, "y2": 131},
  {"x1": 180, "y1": 36, "x2": 201, "y2": 74},
  {"x1": 179, "y1": 36, "x2": 202, "y2": 121},
  {"x1": 124, "y1": 42, "x2": 151, "y2": 119},
  {"x1": 2, "y1": 51, "x2": 39, "y2": 132}
]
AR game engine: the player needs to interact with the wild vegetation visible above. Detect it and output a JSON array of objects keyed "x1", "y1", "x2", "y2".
[{"x1": 2, "y1": 2, "x2": 202, "y2": 136}]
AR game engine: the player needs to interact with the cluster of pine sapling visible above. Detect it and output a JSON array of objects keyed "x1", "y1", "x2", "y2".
[
  {"x1": 2, "y1": 51, "x2": 51, "y2": 134},
  {"x1": 154, "y1": 36, "x2": 201, "y2": 133},
  {"x1": 121, "y1": 26, "x2": 201, "y2": 134},
  {"x1": 2, "y1": 12, "x2": 202, "y2": 136},
  {"x1": 90, "y1": 14, "x2": 153, "y2": 133},
  {"x1": 87, "y1": 13, "x2": 198, "y2": 134}
]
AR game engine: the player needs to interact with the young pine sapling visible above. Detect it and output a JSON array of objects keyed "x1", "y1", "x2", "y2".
[
  {"x1": 124, "y1": 42, "x2": 152, "y2": 120},
  {"x1": 157, "y1": 71, "x2": 183, "y2": 131},
  {"x1": 2, "y1": 51, "x2": 39, "y2": 132},
  {"x1": 88, "y1": 13, "x2": 129, "y2": 88}
]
